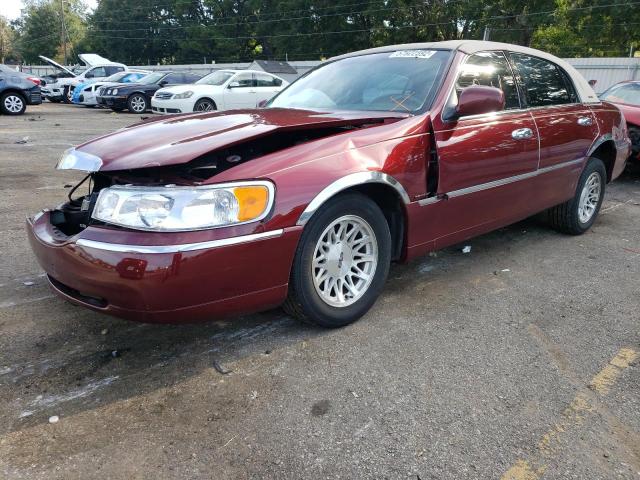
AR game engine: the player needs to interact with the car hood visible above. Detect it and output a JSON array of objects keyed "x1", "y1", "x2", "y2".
[
  {"x1": 610, "y1": 101, "x2": 640, "y2": 126},
  {"x1": 39, "y1": 55, "x2": 75, "y2": 76},
  {"x1": 75, "y1": 108, "x2": 411, "y2": 171}
]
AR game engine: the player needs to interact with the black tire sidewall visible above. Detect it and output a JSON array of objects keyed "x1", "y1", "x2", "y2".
[
  {"x1": 194, "y1": 98, "x2": 215, "y2": 112},
  {"x1": 62, "y1": 86, "x2": 72, "y2": 103},
  {"x1": 128, "y1": 94, "x2": 148, "y2": 113},
  {"x1": 291, "y1": 193, "x2": 391, "y2": 328},
  {"x1": 572, "y1": 157, "x2": 607, "y2": 233},
  {"x1": 1, "y1": 92, "x2": 26, "y2": 115}
]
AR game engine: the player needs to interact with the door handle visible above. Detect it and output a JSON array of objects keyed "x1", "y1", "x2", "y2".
[
  {"x1": 577, "y1": 116, "x2": 593, "y2": 126},
  {"x1": 511, "y1": 128, "x2": 533, "y2": 140}
]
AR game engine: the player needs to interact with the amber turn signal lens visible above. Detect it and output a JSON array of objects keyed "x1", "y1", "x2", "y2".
[{"x1": 234, "y1": 186, "x2": 270, "y2": 221}]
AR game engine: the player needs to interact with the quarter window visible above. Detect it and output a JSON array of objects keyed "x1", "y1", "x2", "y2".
[
  {"x1": 456, "y1": 51, "x2": 521, "y2": 110},
  {"x1": 509, "y1": 53, "x2": 575, "y2": 107}
]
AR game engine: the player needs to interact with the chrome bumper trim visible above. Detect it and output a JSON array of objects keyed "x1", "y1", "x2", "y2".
[{"x1": 75, "y1": 229, "x2": 284, "y2": 254}]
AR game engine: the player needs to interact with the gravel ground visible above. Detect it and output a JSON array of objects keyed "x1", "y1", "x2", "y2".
[{"x1": 1, "y1": 103, "x2": 639, "y2": 480}]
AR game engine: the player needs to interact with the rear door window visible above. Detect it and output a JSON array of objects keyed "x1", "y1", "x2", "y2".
[
  {"x1": 509, "y1": 53, "x2": 576, "y2": 107},
  {"x1": 456, "y1": 51, "x2": 521, "y2": 110},
  {"x1": 255, "y1": 73, "x2": 282, "y2": 87}
]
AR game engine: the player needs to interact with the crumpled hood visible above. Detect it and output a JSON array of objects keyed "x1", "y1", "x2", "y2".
[{"x1": 75, "y1": 108, "x2": 411, "y2": 171}]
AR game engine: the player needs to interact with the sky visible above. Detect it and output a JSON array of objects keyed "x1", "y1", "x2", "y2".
[{"x1": 2, "y1": 0, "x2": 98, "y2": 21}]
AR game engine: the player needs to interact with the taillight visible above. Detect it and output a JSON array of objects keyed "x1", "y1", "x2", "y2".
[{"x1": 27, "y1": 76, "x2": 41, "y2": 86}]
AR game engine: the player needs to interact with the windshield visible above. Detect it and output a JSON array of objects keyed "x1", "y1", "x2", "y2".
[
  {"x1": 139, "y1": 72, "x2": 166, "y2": 85},
  {"x1": 269, "y1": 50, "x2": 451, "y2": 113},
  {"x1": 601, "y1": 83, "x2": 640, "y2": 106},
  {"x1": 197, "y1": 70, "x2": 235, "y2": 86},
  {"x1": 105, "y1": 71, "x2": 129, "y2": 82}
]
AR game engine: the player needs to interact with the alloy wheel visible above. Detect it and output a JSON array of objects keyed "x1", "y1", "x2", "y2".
[
  {"x1": 311, "y1": 215, "x2": 378, "y2": 308},
  {"x1": 130, "y1": 96, "x2": 147, "y2": 112},
  {"x1": 4, "y1": 95, "x2": 24, "y2": 113},
  {"x1": 195, "y1": 100, "x2": 214, "y2": 112},
  {"x1": 578, "y1": 171, "x2": 602, "y2": 223}
]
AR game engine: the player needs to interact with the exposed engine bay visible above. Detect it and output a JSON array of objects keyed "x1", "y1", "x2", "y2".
[{"x1": 49, "y1": 121, "x2": 388, "y2": 236}]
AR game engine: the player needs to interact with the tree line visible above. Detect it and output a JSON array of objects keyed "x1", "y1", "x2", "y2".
[{"x1": 1, "y1": 0, "x2": 638, "y2": 66}]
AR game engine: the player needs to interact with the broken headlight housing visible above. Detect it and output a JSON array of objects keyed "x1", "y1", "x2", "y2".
[{"x1": 92, "y1": 181, "x2": 274, "y2": 231}]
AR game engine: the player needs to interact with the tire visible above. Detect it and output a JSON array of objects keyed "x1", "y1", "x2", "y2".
[
  {"x1": 283, "y1": 192, "x2": 391, "y2": 328},
  {"x1": 193, "y1": 98, "x2": 216, "y2": 112},
  {"x1": 547, "y1": 157, "x2": 606, "y2": 235},
  {"x1": 62, "y1": 86, "x2": 73, "y2": 104},
  {"x1": 0, "y1": 92, "x2": 27, "y2": 115},
  {"x1": 127, "y1": 94, "x2": 148, "y2": 113}
]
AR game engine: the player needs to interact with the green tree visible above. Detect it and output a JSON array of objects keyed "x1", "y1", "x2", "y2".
[
  {"x1": 13, "y1": 0, "x2": 87, "y2": 64},
  {"x1": 0, "y1": 15, "x2": 18, "y2": 63}
]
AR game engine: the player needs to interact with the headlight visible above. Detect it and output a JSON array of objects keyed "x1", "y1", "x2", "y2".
[
  {"x1": 57, "y1": 148, "x2": 103, "y2": 172},
  {"x1": 112, "y1": 88, "x2": 118, "y2": 95},
  {"x1": 173, "y1": 91, "x2": 193, "y2": 99},
  {"x1": 92, "y1": 181, "x2": 274, "y2": 231}
]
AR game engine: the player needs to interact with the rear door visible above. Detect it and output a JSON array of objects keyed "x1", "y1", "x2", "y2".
[
  {"x1": 254, "y1": 73, "x2": 283, "y2": 106},
  {"x1": 430, "y1": 51, "x2": 539, "y2": 246},
  {"x1": 508, "y1": 53, "x2": 599, "y2": 205}
]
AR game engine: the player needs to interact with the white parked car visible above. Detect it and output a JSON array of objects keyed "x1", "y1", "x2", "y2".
[
  {"x1": 40, "y1": 54, "x2": 127, "y2": 103},
  {"x1": 151, "y1": 69, "x2": 288, "y2": 114}
]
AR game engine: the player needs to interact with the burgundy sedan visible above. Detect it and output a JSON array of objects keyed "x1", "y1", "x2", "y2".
[
  {"x1": 27, "y1": 41, "x2": 631, "y2": 328},
  {"x1": 599, "y1": 81, "x2": 640, "y2": 162}
]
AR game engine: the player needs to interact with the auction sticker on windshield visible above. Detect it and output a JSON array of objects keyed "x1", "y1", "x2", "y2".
[{"x1": 389, "y1": 50, "x2": 437, "y2": 59}]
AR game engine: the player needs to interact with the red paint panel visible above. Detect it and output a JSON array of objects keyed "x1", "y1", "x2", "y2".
[
  {"x1": 531, "y1": 105, "x2": 598, "y2": 170},
  {"x1": 433, "y1": 111, "x2": 539, "y2": 193}
]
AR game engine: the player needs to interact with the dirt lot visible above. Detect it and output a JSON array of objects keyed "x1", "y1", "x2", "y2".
[{"x1": 1, "y1": 103, "x2": 639, "y2": 480}]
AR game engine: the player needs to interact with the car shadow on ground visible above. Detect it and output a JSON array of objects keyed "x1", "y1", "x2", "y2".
[{"x1": 2, "y1": 170, "x2": 637, "y2": 436}]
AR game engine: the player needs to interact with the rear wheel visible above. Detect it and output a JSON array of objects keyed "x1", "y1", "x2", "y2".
[
  {"x1": 547, "y1": 157, "x2": 606, "y2": 235},
  {"x1": 1, "y1": 92, "x2": 26, "y2": 115},
  {"x1": 193, "y1": 98, "x2": 216, "y2": 112},
  {"x1": 127, "y1": 94, "x2": 148, "y2": 113},
  {"x1": 284, "y1": 192, "x2": 391, "y2": 328}
]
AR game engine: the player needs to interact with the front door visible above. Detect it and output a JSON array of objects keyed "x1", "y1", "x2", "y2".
[
  {"x1": 223, "y1": 72, "x2": 257, "y2": 109},
  {"x1": 429, "y1": 51, "x2": 540, "y2": 247}
]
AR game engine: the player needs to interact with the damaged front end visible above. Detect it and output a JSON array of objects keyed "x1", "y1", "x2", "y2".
[{"x1": 51, "y1": 112, "x2": 404, "y2": 236}]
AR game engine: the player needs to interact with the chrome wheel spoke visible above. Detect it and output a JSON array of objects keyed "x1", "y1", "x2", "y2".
[
  {"x1": 311, "y1": 215, "x2": 378, "y2": 308},
  {"x1": 577, "y1": 172, "x2": 602, "y2": 224}
]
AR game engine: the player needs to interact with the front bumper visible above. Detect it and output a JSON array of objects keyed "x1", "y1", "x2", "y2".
[
  {"x1": 27, "y1": 211, "x2": 302, "y2": 323},
  {"x1": 103, "y1": 96, "x2": 128, "y2": 109},
  {"x1": 151, "y1": 97, "x2": 192, "y2": 114}
]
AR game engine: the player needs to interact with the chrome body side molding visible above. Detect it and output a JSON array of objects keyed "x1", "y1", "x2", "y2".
[
  {"x1": 418, "y1": 157, "x2": 584, "y2": 206},
  {"x1": 296, "y1": 172, "x2": 411, "y2": 226},
  {"x1": 76, "y1": 229, "x2": 284, "y2": 254}
]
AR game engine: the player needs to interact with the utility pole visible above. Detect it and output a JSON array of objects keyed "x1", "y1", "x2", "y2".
[
  {"x1": 60, "y1": 0, "x2": 67, "y2": 65},
  {"x1": 483, "y1": 27, "x2": 491, "y2": 41}
]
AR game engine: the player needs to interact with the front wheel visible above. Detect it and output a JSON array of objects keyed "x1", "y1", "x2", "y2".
[
  {"x1": 284, "y1": 192, "x2": 391, "y2": 328},
  {"x1": 193, "y1": 98, "x2": 216, "y2": 112},
  {"x1": 62, "y1": 86, "x2": 73, "y2": 104},
  {"x1": 547, "y1": 157, "x2": 606, "y2": 235},
  {"x1": 127, "y1": 94, "x2": 148, "y2": 113}
]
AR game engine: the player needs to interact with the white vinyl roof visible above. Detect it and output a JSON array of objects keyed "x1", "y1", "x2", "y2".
[{"x1": 332, "y1": 40, "x2": 599, "y2": 104}]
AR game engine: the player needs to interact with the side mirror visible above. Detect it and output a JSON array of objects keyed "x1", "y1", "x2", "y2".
[
  {"x1": 228, "y1": 81, "x2": 240, "y2": 88},
  {"x1": 159, "y1": 80, "x2": 168, "y2": 86},
  {"x1": 257, "y1": 99, "x2": 268, "y2": 108},
  {"x1": 85, "y1": 72, "x2": 93, "y2": 79},
  {"x1": 444, "y1": 85, "x2": 505, "y2": 121}
]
